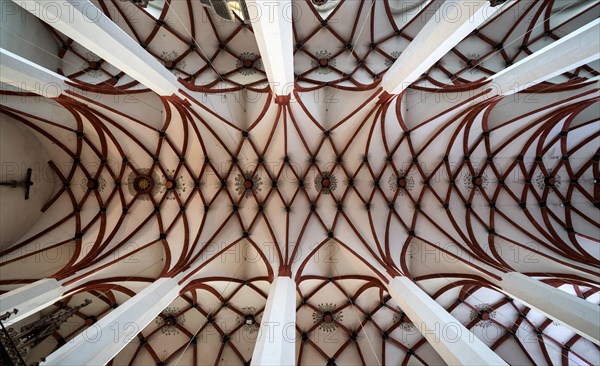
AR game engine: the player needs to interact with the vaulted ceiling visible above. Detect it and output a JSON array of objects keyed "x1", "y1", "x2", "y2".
[{"x1": 0, "y1": 0, "x2": 599, "y2": 365}]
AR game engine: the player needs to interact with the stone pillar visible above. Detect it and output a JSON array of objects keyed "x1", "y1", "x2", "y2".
[
  {"x1": 501, "y1": 272, "x2": 600, "y2": 345},
  {"x1": 0, "y1": 278, "x2": 65, "y2": 326},
  {"x1": 0, "y1": 48, "x2": 67, "y2": 98},
  {"x1": 490, "y1": 19, "x2": 599, "y2": 95},
  {"x1": 251, "y1": 276, "x2": 296, "y2": 366},
  {"x1": 14, "y1": 0, "x2": 180, "y2": 96},
  {"x1": 246, "y1": 0, "x2": 295, "y2": 96},
  {"x1": 382, "y1": 0, "x2": 506, "y2": 94},
  {"x1": 41, "y1": 277, "x2": 181, "y2": 365},
  {"x1": 387, "y1": 276, "x2": 507, "y2": 366}
]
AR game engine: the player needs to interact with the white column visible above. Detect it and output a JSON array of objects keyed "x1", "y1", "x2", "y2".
[
  {"x1": 387, "y1": 276, "x2": 508, "y2": 366},
  {"x1": 41, "y1": 277, "x2": 180, "y2": 366},
  {"x1": 500, "y1": 272, "x2": 600, "y2": 345},
  {"x1": 0, "y1": 278, "x2": 65, "y2": 326},
  {"x1": 13, "y1": 0, "x2": 180, "y2": 96},
  {"x1": 246, "y1": 0, "x2": 294, "y2": 96},
  {"x1": 0, "y1": 48, "x2": 68, "y2": 98},
  {"x1": 382, "y1": 0, "x2": 507, "y2": 94},
  {"x1": 251, "y1": 276, "x2": 296, "y2": 366},
  {"x1": 489, "y1": 19, "x2": 600, "y2": 95}
]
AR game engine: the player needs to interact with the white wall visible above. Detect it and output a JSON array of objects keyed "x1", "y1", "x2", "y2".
[{"x1": 0, "y1": 116, "x2": 55, "y2": 248}]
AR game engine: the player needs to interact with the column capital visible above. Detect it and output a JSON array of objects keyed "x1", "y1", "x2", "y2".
[{"x1": 275, "y1": 94, "x2": 292, "y2": 106}]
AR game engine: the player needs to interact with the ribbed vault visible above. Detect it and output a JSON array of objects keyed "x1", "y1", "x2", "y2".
[{"x1": 0, "y1": 0, "x2": 598, "y2": 365}]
